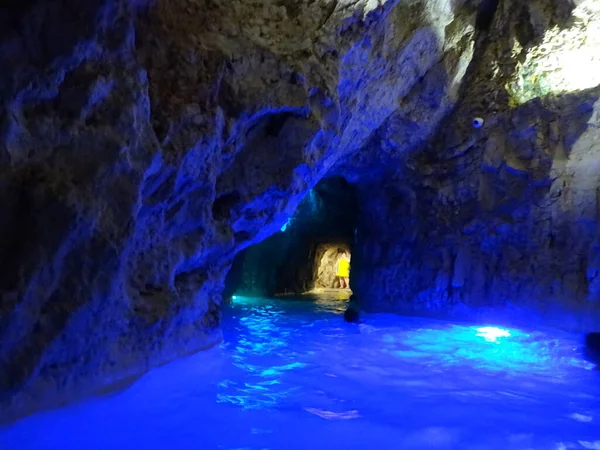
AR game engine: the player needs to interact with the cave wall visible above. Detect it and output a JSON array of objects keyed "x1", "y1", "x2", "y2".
[
  {"x1": 1, "y1": 0, "x2": 478, "y2": 420},
  {"x1": 225, "y1": 177, "x2": 357, "y2": 297},
  {"x1": 351, "y1": 0, "x2": 600, "y2": 331},
  {"x1": 354, "y1": 92, "x2": 600, "y2": 331},
  {"x1": 3, "y1": 0, "x2": 598, "y2": 422}
]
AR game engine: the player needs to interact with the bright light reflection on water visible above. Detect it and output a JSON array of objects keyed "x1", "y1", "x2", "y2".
[{"x1": 1, "y1": 292, "x2": 599, "y2": 450}]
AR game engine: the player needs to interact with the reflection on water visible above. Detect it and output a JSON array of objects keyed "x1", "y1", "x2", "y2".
[
  {"x1": 384, "y1": 323, "x2": 590, "y2": 374},
  {"x1": 216, "y1": 292, "x2": 351, "y2": 411},
  {"x1": 1, "y1": 291, "x2": 600, "y2": 450},
  {"x1": 217, "y1": 303, "x2": 306, "y2": 409}
]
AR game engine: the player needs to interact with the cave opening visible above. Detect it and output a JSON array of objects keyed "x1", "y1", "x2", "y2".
[
  {"x1": 223, "y1": 176, "x2": 358, "y2": 300},
  {"x1": 313, "y1": 243, "x2": 352, "y2": 291}
]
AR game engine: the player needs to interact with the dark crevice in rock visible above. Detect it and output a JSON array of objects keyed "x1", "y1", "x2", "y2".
[
  {"x1": 475, "y1": 0, "x2": 500, "y2": 31},
  {"x1": 200, "y1": 299, "x2": 221, "y2": 330},
  {"x1": 514, "y1": 6, "x2": 535, "y2": 47},
  {"x1": 165, "y1": 199, "x2": 185, "y2": 222},
  {"x1": 264, "y1": 112, "x2": 294, "y2": 137},
  {"x1": 216, "y1": 78, "x2": 245, "y2": 118},
  {"x1": 212, "y1": 191, "x2": 241, "y2": 222},
  {"x1": 550, "y1": 0, "x2": 578, "y2": 30},
  {"x1": 142, "y1": 171, "x2": 176, "y2": 206},
  {"x1": 174, "y1": 268, "x2": 209, "y2": 301}
]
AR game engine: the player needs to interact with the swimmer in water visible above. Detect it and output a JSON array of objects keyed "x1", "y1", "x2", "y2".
[
  {"x1": 343, "y1": 305, "x2": 377, "y2": 334},
  {"x1": 344, "y1": 306, "x2": 360, "y2": 323},
  {"x1": 584, "y1": 332, "x2": 600, "y2": 370}
]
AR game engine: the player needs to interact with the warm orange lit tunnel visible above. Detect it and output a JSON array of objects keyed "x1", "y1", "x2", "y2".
[
  {"x1": 313, "y1": 243, "x2": 352, "y2": 291},
  {"x1": 223, "y1": 177, "x2": 357, "y2": 298}
]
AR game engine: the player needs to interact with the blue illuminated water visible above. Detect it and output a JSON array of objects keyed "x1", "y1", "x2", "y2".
[{"x1": 1, "y1": 292, "x2": 600, "y2": 450}]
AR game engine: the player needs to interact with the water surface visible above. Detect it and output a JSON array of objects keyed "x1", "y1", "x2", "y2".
[{"x1": 1, "y1": 292, "x2": 599, "y2": 449}]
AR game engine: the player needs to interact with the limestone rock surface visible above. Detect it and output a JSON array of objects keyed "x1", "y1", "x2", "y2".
[
  {"x1": 352, "y1": 0, "x2": 600, "y2": 331},
  {"x1": 0, "y1": 0, "x2": 477, "y2": 420}
]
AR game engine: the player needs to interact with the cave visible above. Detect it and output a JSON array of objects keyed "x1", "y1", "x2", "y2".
[
  {"x1": 224, "y1": 176, "x2": 357, "y2": 298},
  {"x1": 2, "y1": 0, "x2": 600, "y2": 447}
]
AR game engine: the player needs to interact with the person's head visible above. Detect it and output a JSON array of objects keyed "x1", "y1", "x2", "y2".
[
  {"x1": 583, "y1": 332, "x2": 600, "y2": 370},
  {"x1": 585, "y1": 333, "x2": 600, "y2": 359},
  {"x1": 344, "y1": 306, "x2": 360, "y2": 323}
]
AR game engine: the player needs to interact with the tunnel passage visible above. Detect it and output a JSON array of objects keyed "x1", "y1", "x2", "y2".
[
  {"x1": 313, "y1": 243, "x2": 352, "y2": 290},
  {"x1": 223, "y1": 177, "x2": 358, "y2": 298}
]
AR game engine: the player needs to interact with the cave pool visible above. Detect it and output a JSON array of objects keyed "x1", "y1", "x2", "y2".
[{"x1": 1, "y1": 292, "x2": 599, "y2": 450}]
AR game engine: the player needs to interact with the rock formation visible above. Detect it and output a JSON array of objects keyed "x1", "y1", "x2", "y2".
[
  {"x1": 352, "y1": 0, "x2": 600, "y2": 330},
  {"x1": 1, "y1": 0, "x2": 599, "y2": 421}
]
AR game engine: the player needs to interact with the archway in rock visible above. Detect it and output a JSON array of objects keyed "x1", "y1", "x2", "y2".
[
  {"x1": 313, "y1": 242, "x2": 352, "y2": 290},
  {"x1": 223, "y1": 176, "x2": 358, "y2": 298}
]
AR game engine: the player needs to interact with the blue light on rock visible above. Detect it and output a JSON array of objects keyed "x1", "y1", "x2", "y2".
[{"x1": 280, "y1": 216, "x2": 293, "y2": 232}]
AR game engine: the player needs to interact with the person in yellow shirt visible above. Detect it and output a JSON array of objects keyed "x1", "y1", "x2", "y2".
[{"x1": 336, "y1": 250, "x2": 351, "y2": 289}]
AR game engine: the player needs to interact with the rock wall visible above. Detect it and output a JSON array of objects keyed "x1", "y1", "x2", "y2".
[
  {"x1": 5, "y1": 0, "x2": 598, "y2": 422},
  {"x1": 351, "y1": 0, "x2": 600, "y2": 331},
  {"x1": 0, "y1": 0, "x2": 478, "y2": 420}
]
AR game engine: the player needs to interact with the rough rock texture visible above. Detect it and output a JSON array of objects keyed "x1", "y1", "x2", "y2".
[
  {"x1": 352, "y1": 0, "x2": 600, "y2": 331},
  {"x1": 3, "y1": 0, "x2": 600, "y2": 422},
  {"x1": 0, "y1": 0, "x2": 477, "y2": 420},
  {"x1": 224, "y1": 176, "x2": 356, "y2": 296}
]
